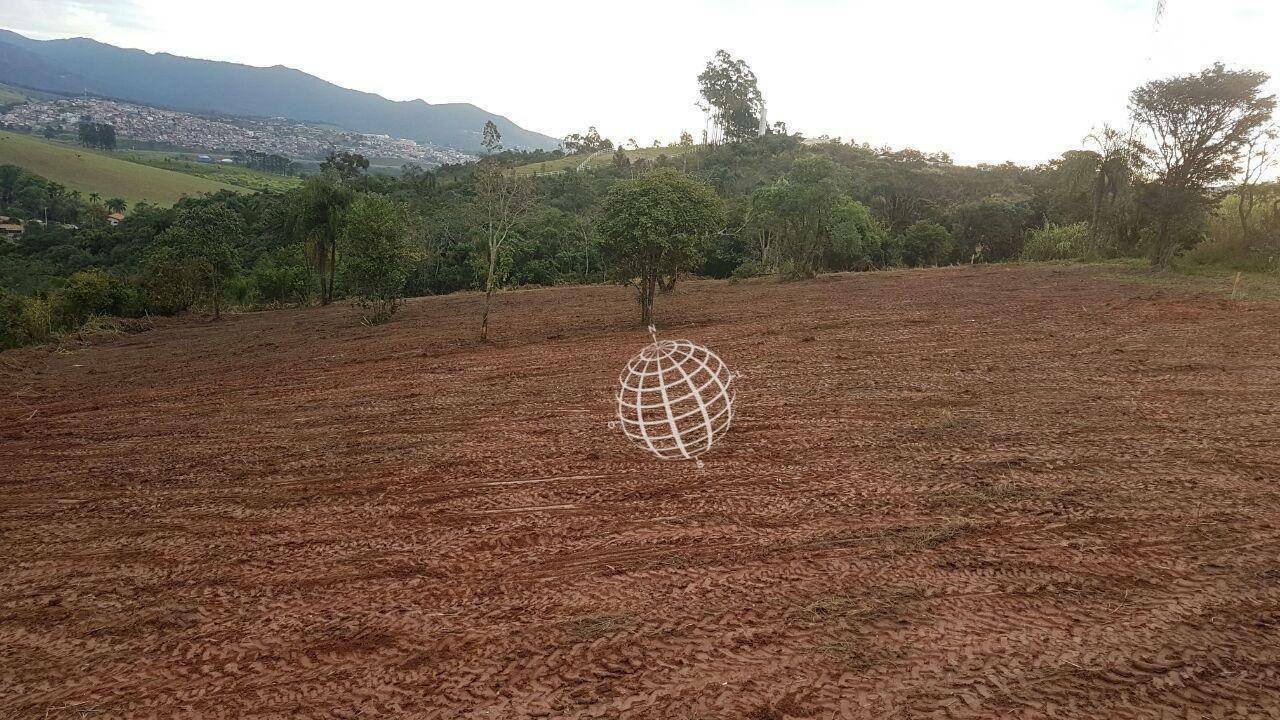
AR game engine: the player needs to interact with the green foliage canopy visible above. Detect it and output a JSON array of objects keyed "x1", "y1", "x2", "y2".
[
  {"x1": 339, "y1": 194, "x2": 421, "y2": 323},
  {"x1": 598, "y1": 169, "x2": 723, "y2": 325}
]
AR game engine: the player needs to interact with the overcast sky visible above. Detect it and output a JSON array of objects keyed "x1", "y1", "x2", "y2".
[{"x1": 3, "y1": 0, "x2": 1277, "y2": 165}]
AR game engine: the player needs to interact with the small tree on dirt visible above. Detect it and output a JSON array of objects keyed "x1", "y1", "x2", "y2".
[
  {"x1": 339, "y1": 194, "x2": 422, "y2": 324},
  {"x1": 598, "y1": 169, "x2": 722, "y2": 326},
  {"x1": 472, "y1": 167, "x2": 534, "y2": 341}
]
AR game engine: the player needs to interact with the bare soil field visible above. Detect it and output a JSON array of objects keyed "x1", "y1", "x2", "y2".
[{"x1": 2, "y1": 264, "x2": 1279, "y2": 719}]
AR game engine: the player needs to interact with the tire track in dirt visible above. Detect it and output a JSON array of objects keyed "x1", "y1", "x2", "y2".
[{"x1": 3, "y1": 265, "x2": 1279, "y2": 718}]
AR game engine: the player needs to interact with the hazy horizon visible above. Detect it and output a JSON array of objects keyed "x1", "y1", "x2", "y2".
[{"x1": 3, "y1": 0, "x2": 1278, "y2": 166}]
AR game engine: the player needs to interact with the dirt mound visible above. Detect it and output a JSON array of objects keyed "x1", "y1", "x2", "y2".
[{"x1": 3, "y1": 265, "x2": 1278, "y2": 718}]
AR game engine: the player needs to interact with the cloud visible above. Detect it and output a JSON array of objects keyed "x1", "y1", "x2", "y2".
[{"x1": 0, "y1": 0, "x2": 149, "y2": 39}]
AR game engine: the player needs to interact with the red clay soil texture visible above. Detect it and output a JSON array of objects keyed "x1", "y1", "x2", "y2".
[{"x1": 2, "y1": 264, "x2": 1279, "y2": 719}]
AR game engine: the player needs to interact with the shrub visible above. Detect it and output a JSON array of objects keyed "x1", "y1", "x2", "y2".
[
  {"x1": 828, "y1": 199, "x2": 894, "y2": 270},
  {"x1": 730, "y1": 259, "x2": 770, "y2": 281},
  {"x1": 51, "y1": 268, "x2": 137, "y2": 329},
  {"x1": 21, "y1": 296, "x2": 52, "y2": 342},
  {"x1": 1021, "y1": 222, "x2": 1110, "y2": 261},
  {"x1": 144, "y1": 204, "x2": 243, "y2": 318},
  {"x1": 949, "y1": 199, "x2": 1033, "y2": 262},
  {"x1": 900, "y1": 220, "x2": 954, "y2": 266},
  {"x1": 1183, "y1": 232, "x2": 1280, "y2": 272},
  {"x1": 0, "y1": 290, "x2": 51, "y2": 349},
  {"x1": 339, "y1": 194, "x2": 421, "y2": 324},
  {"x1": 249, "y1": 256, "x2": 311, "y2": 307},
  {"x1": 141, "y1": 244, "x2": 200, "y2": 315},
  {"x1": 0, "y1": 290, "x2": 28, "y2": 349},
  {"x1": 225, "y1": 275, "x2": 256, "y2": 308}
]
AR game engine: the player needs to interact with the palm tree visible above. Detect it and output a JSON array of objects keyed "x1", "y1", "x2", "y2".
[
  {"x1": 89, "y1": 192, "x2": 101, "y2": 205},
  {"x1": 286, "y1": 172, "x2": 353, "y2": 304},
  {"x1": 105, "y1": 198, "x2": 126, "y2": 214},
  {"x1": 1083, "y1": 126, "x2": 1134, "y2": 228}
]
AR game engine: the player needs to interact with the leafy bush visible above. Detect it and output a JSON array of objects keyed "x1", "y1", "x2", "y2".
[
  {"x1": 0, "y1": 290, "x2": 29, "y2": 349},
  {"x1": 1021, "y1": 222, "x2": 1110, "y2": 261},
  {"x1": 141, "y1": 244, "x2": 200, "y2": 315},
  {"x1": 1183, "y1": 233, "x2": 1280, "y2": 272},
  {"x1": 143, "y1": 204, "x2": 243, "y2": 318},
  {"x1": 949, "y1": 199, "x2": 1034, "y2": 262},
  {"x1": 900, "y1": 220, "x2": 954, "y2": 266},
  {"x1": 339, "y1": 194, "x2": 421, "y2": 324},
  {"x1": 730, "y1": 259, "x2": 770, "y2": 281},
  {"x1": 0, "y1": 290, "x2": 51, "y2": 349},
  {"x1": 828, "y1": 199, "x2": 894, "y2": 270},
  {"x1": 249, "y1": 249, "x2": 312, "y2": 307},
  {"x1": 51, "y1": 268, "x2": 139, "y2": 329},
  {"x1": 21, "y1": 296, "x2": 52, "y2": 342}
]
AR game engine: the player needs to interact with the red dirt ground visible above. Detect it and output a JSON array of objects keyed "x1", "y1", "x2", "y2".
[{"x1": 2, "y1": 264, "x2": 1279, "y2": 719}]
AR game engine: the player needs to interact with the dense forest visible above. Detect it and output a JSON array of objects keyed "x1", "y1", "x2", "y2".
[{"x1": 1, "y1": 54, "x2": 1276, "y2": 349}]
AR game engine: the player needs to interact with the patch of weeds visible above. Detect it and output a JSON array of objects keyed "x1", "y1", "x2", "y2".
[
  {"x1": 898, "y1": 409, "x2": 976, "y2": 442},
  {"x1": 818, "y1": 638, "x2": 891, "y2": 671},
  {"x1": 559, "y1": 613, "x2": 638, "y2": 640},
  {"x1": 925, "y1": 481, "x2": 1056, "y2": 509},
  {"x1": 654, "y1": 551, "x2": 699, "y2": 570},
  {"x1": 890, "y1": 519, "x2": 984, "y2": 549}
]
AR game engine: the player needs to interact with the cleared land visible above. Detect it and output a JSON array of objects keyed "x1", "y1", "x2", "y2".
[
  {"x1": 0, "y1": 132, "x2": 239, "y2": 205},
  {"x1": 2, "y1": 265, "x2": 1279, "y2": 718},
  {"x1": 514, "y1": 144, "x2": 695, "y2": 176}
]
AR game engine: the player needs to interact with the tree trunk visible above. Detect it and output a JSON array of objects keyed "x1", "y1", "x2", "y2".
[
  {"x1": 1090, "y1": 170, "x2": 1105, "y2": 228},
  {"x1": 1151, "y1": 219, "x2": 1175, "y2": 269},
  {"x1": 326, "y1": 242, "x2": 337, "y2": 305},
  {"x1": 481, "y1": 248, "x2": 497, "y2": 341},
  {"x1": 1238, "y1": 187, "x2": 1252, "y2": 246},
  {"x1": 638, "y1": 276, "x2": 656, "y2": 326}
]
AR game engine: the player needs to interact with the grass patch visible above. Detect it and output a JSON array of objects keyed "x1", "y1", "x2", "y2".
[
  {"x1": 0, "y1": 132, "x2": 239, "y2": 205},
  {"x1": 1078, "y1": 258, "x2": 1280, "y2": 300},
  {"x1": 117, "y1": 151, "x2": 301, "y2": 192},
  {"x1": 0, "y1": 83, "x2": 30, "y2": 106}
]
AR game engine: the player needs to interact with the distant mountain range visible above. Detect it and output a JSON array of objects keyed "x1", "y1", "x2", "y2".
[{"x1": 0, "y1": 29, "x2": 559, "y2": 153}]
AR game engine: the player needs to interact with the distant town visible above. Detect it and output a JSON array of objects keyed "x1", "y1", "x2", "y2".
[{"x1": 0, "y1": 97, "x2": 476, "y2": 167}]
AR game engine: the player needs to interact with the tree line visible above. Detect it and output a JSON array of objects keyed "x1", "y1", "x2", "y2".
[
  {"x1": 2, "y1": 54, "x2": 1276, "y2": 350},
  {"x1": 77, "y1": 117, "x2": 117, "y2": 150}
]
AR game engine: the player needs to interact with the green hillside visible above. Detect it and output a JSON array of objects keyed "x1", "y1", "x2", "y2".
[
  {"x1": 117, "y1": 150, "x2": 302, "y2": 193},
  {"x1": 0, "y1": 132, "x2": 239, "y2": 206},
  {"x1": 0, "y1": 83, "x2": 29, "y2": 105},
  {"x1": 513, "y1": 144, "x2": 696, "y2": 176}
]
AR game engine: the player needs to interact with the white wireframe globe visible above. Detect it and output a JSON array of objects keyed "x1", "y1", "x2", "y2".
[{"x1": 614, "y1": 328, "x2": 736, "y2": 462}]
